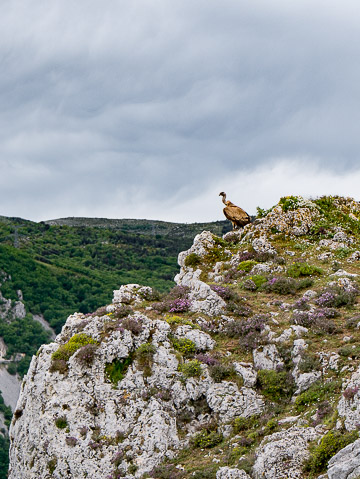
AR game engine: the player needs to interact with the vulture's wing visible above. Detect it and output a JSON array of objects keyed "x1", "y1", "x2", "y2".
[{"x1": 223, "y1": 205, "x2": 251, "y2": 226}]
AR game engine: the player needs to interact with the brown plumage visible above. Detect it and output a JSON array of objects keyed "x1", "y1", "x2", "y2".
[{"x1": 219, "y1": 192, "x2": 251, "y2": 230}]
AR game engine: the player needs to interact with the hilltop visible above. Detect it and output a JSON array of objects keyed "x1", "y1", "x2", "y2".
[{"x1": 8, "y1": 195, "x2": 360, "y2": 479}]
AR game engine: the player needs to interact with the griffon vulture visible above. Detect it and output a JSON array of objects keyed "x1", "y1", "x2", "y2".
[{"x1": 219, "y1": 192, "x2": 251, "y2": 230}]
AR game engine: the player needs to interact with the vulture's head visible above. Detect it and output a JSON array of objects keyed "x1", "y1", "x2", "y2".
[{"x1": 219, "y1": 192, "x2": 226, "y2": 197}]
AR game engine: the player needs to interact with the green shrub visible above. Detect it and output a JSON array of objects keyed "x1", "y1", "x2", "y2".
[
  {"x1": 238, "y1": 260, "x2": 258, "y2": 272},
  {"x1": 179, "y1": 360, "x2": 202, "y2": 378},
  {"x1": 304, "y1": 430, "x2": 358, "y2": 473},
  {"x1": 171, "y1": 337, "x2": 196, "y2": 357},
  {"x1": 233, "y1": 415, "x2": 261, "y2": 433},
  {"x1": 338, "y1": 345, "x2": 360, "y2": 359},
  {"x1": 295, "y1": 380, "x2": 341, "y2": 412},
  {"x1": 49, "y1": 359, "x2": 68, "y2": 374},
  {"x1": 165, "y1": 315, "x2": 194, "y2": 327},
  {"x1": 55, "y1": 416, "x2": 68, "y2": 429},
  {"x1": 257, "y1": 370, "x2": 295, "y2": 402},
  {"x1": 287, "y1": 262, "x2": 323, "y2": 278},
  {"x1": 52, "y1": 334, "x2": 98, "y2": 362},
  {"x1": 208, "y1": 363, "x2": 237, "y2": 383},
  {"x1": 335, "y1": 247, "x2": 351, "y2": 259},
  {"x1": 191, "y1": 430, "x2": 223, "y2": 448},
  {"x1": 135, "y1": 343, "x2": 156, "y2": 377},
  {"x1": 184, "y1": 253, "x2": 202, "y2": 268},
  {"x1": 48, "y1": 457, "x2": 57, "y2": 474},
  {"x1": 105, "y1": 357, "x2": 133, "y2": 385},
  {"x1": 279, "y1": 196, "x2": 301, "y2": 212}
]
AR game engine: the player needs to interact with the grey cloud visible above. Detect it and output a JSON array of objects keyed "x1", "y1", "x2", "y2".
[{"x1": 1, "y1": 0, "x2": 360, "y2": 220}]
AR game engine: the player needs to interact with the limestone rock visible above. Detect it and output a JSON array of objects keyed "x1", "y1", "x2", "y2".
[
  {"x1": 113, "y1": 284, "x2": 154, "y2": 305},
  {"x1": 177, "y1": 231, "x2": 215, "y2": 268},
  {"x1": 338, "y1": 365, "x2": 360, "y2": 431},
  {"x1": 233, "y1": 362, "x2": 257, "y2": 387},
  {"x1": 175, "y1": 269, "x2": 226, "y2": 316},
  {"x1": 206, "y1": 382, "x2": 265, "y2": 422},
  {"x1": 174, "y1": 325, "x2": 215, "y2": 351},
  {"x1": 327, "y1": 438, "x2": 360, "y2": 479},
  {"x1": 253, "y1": 344, "x2": 284, "y2": 371},
  {"x1": 216, "y1": 467, "x2": 251, "y2": 479},
  {"x1": 252, "y1": 426, "x2": 320, "y2": 479}
]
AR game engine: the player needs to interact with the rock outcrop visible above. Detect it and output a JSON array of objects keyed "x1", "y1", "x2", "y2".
[{"x1": 8, "y1": 195, "x2": 360, "y2": 479}]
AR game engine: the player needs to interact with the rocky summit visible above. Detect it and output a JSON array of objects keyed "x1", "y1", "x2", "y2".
[{"x1": 8, "y1": 196, "x2": 360, "y2": 479}]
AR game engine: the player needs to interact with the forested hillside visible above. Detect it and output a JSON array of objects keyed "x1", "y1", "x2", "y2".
[{"x1": 0, "y1": 215, "x2": 231, "y2": 368}]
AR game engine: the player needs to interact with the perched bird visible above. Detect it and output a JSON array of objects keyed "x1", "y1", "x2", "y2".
[{"x1": 219, "y1": 192, "x2": 251, "y2": 230}]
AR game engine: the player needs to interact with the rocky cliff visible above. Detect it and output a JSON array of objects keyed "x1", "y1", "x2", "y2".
[{"x1": 8, "y1": 196, "x2": 360, "y2": 479}]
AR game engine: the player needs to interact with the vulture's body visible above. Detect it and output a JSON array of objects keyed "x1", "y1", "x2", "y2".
[{"x1": 219, "y1": 192, "x2": 251, "y2": 230}]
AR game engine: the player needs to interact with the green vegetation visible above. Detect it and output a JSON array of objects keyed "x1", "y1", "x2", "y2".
[
  {"x1": 105, "y1": 357, "x2": 133, "y2": 385},
  {"x1": 287, "y1": 262, "x2": 323, "y2": 278},
  {"x1": 257, "y1": 370, "x2": 295, "y2": 402},
  {"x1": 55, "y1": 417, "x2": 68, "y2": 429},
  {"x1": 135, "y1": 343, "x2": 156, "y2": 377},
  {"x1": 237, "y1": 260, "x2": 258, "y2": 272},
  {"x1": 305, "y1": 430, "x2": 358, "y2": 473},
  {"x1": 171, "y1": 337, "x2": 196, "y2": 357},
  {"x1": 0, "y1": 393, "x2": 12, "y2": 429},
  {"x1": 0, "y1": 314, "x2": 51, "y2": 376},
  {"x1": 0, "y1": 435, "x2": 9, "y2": 479},
  {"x1": 295, "y1": 380, "x2": 341, "y2": 412},
  {"x1": 52, "y1": 334, "x2": 97, "y2": 362},
  {"x1": 178, "y1": 360, "x2": 202, "y2": 378},
  {"x1": 184, "y1": 253, "x2": 202, "y2": 268},
  {"x1": 191, "y1": 430, "x2": 223, "y2": 448}
]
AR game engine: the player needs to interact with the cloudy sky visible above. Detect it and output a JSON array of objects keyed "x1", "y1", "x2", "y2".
[{"x1": 1, "y1": 0, "x2": 360, "y2": 223}]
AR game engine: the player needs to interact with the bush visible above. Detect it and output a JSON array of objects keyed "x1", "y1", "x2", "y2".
[
  {"x1": 339, "y1": 345, "x2": 360, "y2": 359},
  {"x1": 179, "y1": 360, "x2": 202, "y2": 378},
  {"x1": 304, "y1": 430, "x2": 358, "y2": 473},
  {"x1": 171, "y1": 337, "x2": 196, "y2": 356},
  {"x1": 49, "y1": 359, "x2": 68, "y2": 374},
  {"x1": 257, "y1": 370, "x2": 295, "y2": 402},
  {"x1": 76, "y1": 343, "x2": 98, "y2": 366},
  {"x1": 184, "y1": 253, "x2": 202, "y2": 267},
  {"x1": 191, "y1": 430, "x2": 223, "y2": 448},
  {"x1": 55, "y1": 416, "x2": 68, "y2": 429},
  {"x1": 52, "y1": 334, "x2": 98, "y2": 362},
  {"x1": 238, "y1": 260, "x2": 258, "y2": 272},
  {"x1": 295, "y1": 380, "x2": 340, "y2": 412},
  {"x1": 135, "y1": 343, "x2": 156, "y2": 376},
  {"x1": 264, "y1": 276, "x2": 314, "y2": 295},
  {"x1": 233, "y1": 415, "x2": 261, "y2": 433},
  {"x1": 208, "y1": 363, "x2": 236, "y2": 383},
  {"x1": 224, "y1": 315, "x2": 268, "y2": 352},
  {"x1": 287, "y1": 262, "x2": 323, "y2": 278},
  {"x1": 346, "y1": 315, "x2": 360, "y2": 329},
  {"x1": 297, "y1": 353, "x2": 321, "y2": 373},
  {"x1": 316, "y1": 286, "x2": 358, "y2": 309},
  {"x1": 243, "y1": 275, "x2": 267, "y2": 291},
  {"x1": 105, "y1": 357, "x2": 133, "y2": 385}
]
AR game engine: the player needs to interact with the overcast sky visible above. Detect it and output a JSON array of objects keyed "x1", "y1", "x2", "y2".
[{"x1": 1, "y1": 0, "x2": 360, "y2": 223}]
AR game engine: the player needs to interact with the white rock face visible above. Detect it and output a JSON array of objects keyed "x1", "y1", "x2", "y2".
[
  {"x1": 252, "y1": 426, "x2": 320, "y2": 479},
  {"x1": 175, "y1": 268, "x2": 226, "y2": 316},
  {"x1": 233, "y1": 362, "x2": 257, "y2": 387},
  {"x1": 338, "y1": 365, "x2": 360, "y2": 431},
  {"x1": 253, "y1": 344, "x2": 284, "y2": 371},
  {"x1": 177, "y1": 231, "x2": 216, "y2": 267},
  {"x1": 113, "y1": 284, "x2": 153, "y2": 305},
  {"x1": 8, "y1": 306, "x2": 264, "y2": 479},
  {"x1": 327, "y1": 438, "x2": 360, "y2": 479},
  {"x1": 216, "y1": 467, "x2": 251, "y2": 479},
  {"x1": 206, "y1": 382, "x2": 265, "y2": 422}
]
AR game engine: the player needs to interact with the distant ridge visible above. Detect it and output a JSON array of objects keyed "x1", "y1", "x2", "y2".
[{"x1": 43, "y1": 217, "x2": 233, "y2": 237}]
